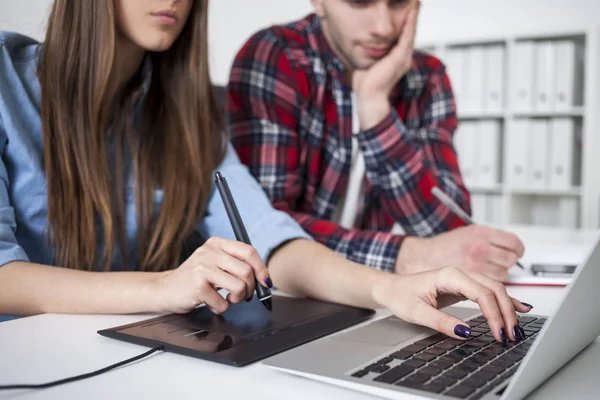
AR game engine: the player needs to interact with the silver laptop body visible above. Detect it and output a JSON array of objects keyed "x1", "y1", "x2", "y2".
[{"x1": 263, "y1": 231, "x2": 600, "y2": 400}]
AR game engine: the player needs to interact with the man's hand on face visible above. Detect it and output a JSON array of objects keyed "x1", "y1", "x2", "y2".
[{"x1": 352, "y1": 5, "x2": 418, "y2": 130}]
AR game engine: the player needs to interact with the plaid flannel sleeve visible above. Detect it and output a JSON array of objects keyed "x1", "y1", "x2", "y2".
[
  {"x1": 356, "y1": 65, "x2": 471, "y2": 237},
  {"x1": 227, "y1": 31, "x2": 404, "y2": 273}
]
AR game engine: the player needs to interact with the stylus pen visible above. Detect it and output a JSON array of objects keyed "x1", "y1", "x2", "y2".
[
  {"x1": 431, "y1": 186, "x2": 525, "y2": 270},
  {"x1": 214, "y1": 172, "x2": 273, "y2": 311}
]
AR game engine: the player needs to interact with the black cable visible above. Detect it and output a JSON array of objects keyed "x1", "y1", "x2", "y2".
[{"x1": 0, "y1": 345, "x2": 164, "y2": 390}]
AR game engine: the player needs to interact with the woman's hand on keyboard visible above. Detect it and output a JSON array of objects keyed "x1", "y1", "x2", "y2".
[{"x1": 371, "y1": 266, "x2": 533, "y2": 343}]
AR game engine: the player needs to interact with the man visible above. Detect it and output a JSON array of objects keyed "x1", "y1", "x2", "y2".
[{"x1": 227, "y1": 0, "x2": 524, "y2": 281}]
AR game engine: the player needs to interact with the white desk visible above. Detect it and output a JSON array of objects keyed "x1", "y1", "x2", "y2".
[
  {"x1": 0, "y1": 226, "x2": 598, "y2": 400},
  {"x1": 497, "y1": 224, "x2": 597, "y2": 268}
]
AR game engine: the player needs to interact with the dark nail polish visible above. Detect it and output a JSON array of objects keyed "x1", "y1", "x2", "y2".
[
  {"x1": 246, "y1": 296, "x2": 253, "y2": 302},
  {"x1": 521, "y1": 302, "x2": 534, "y2": 309},
  {"x1": 500, "y1": 328, "x2": 508, "y2": 345},
  {"x1": 518, "y1": 324, "x2": 526, "y2": 339},
  {"x1": 454, "y1": 324, "x2": 471, "y2": 338},
  {"x1": 513, "y1": 326, "x2": 522, "y2": 341},
  {"x1": 265, "y1": 276, "x2": 273, "y2": 288}
]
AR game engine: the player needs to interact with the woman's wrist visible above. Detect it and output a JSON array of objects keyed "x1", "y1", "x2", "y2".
[
  {"x1": 140, "y1": 270, "x2": 171, "y2": 313},
  {"x1": 367, "y1": 269, "x2": 397, "y2": 310}
]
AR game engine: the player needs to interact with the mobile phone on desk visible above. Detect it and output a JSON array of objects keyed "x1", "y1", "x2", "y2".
[{"x1": 531, "y1": 264, "x2": 578, "y2": 277}]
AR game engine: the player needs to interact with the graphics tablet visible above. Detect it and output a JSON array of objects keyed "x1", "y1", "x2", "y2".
[{"x1": 98, "y1": 296, "x2": 375, "y2": 366}]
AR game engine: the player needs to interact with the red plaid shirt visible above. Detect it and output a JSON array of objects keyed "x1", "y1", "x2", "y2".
[{"x1": 228, "y1": 14, "x2": 470, "y2": 272}]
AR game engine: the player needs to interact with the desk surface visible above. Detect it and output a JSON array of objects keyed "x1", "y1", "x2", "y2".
[
  {"x1": 500, "y1": 224, "x2": 597, "y2": 267},
  {"x1": 1, "y1": 226, "x2": 598, "y2": 400},
  {"x1": 2, "y1": 288, "x2": 597, "y2": 400}
]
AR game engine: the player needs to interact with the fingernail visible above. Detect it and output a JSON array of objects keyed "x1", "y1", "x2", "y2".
[
  {"x1": 500, "y1": 328, "x2": 508, "y2": 345},
  {"x1": 454, "y1": 324, "x2": 471, "y2": 338},
  {"x1": 518, "y1": 325, "x2": 526, "y2": 339},
  {"x1": 521, "y1": 302, "x2": 534, "y2": 309},
  {"x1": 265, "y1": 276, "x2": 273, "y2": 288},
  {"x1": 513, "y1": 326, "x2": 522, "y2": 341}
]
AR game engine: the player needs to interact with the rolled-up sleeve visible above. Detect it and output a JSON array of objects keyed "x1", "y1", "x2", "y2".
[
  {"x1": 0, "y1": 117, "x2": 29, "y2": 266},
  {"x1": 198, "y1": 143, "x2": 312, "y2": 262}
]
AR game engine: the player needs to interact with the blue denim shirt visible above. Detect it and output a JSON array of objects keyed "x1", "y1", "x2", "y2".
[{"x1": 0, "y1": 31, "x2": 311, "y2": 270}]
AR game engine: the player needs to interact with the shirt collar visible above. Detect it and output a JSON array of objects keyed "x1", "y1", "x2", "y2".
[{"x1": 308, "y1": 14, "x2": 346, "y2": 77}]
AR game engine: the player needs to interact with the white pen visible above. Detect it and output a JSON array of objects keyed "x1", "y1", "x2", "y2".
[{"x1": 431, "y1": 187, "x2": 474, "y2": 224}]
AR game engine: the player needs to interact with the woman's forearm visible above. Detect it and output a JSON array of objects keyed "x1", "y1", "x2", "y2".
[
  {"x1": 0, "y1": 262, "x2": 161, "y2": 316},
  {"x1": 267, "y1": 239, "x2": 389, "y2": 309},
  {"x1": 0, "y1": 239, "x2": 392, "y2": 316}
]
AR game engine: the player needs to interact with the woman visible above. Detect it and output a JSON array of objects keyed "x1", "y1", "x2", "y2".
[{"x1": 0, "y1": 0, "x2": 530, "y2": 343}]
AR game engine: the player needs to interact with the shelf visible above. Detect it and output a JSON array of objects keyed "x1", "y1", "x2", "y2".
[
  {"x1": 458, "y1": 111, "x2": 505, "y2": 119},
  {"x1": 446, "y1": 39, "x2": 506, "y2": 48},
  {"x1": 417, "y1": 29, "x2": 587, "y2": 51},
  {"x1": 513, "y1": 32, "x2": 586, "y2": 42},
  {"x1": 511, "y1": 107, "x2": 584, "y2": 118},
  {"x1": 421, "y1": 27, "x2": 600, "y2": 229},
  {"x1": 468, "y1": 186, "x2": 582, "y2": 197},
  {"x1": 457, "y1": 108, "x2": 585, "y2": 120},
  {"x1": 468, "y1": 185, "x2": 503, "y2": 194},
  {"x1": 507, "y1": 188, "x2": 582, "y2": 197}
]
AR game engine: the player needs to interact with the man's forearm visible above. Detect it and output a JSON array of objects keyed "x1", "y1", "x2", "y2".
[
  {"x1": 0, "y1": 262, "x2": 161, "y2": 316},
  {"x1": 267, "y1": 239, "x2": 390, "y2": 310},
  {"x1": 281, "y1": 208, "x2": 404, "y2": 273}
]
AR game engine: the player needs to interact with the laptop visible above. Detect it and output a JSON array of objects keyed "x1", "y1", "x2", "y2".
[{"x1": 263, "y1": 230, "x2": 600, "y2": 400}]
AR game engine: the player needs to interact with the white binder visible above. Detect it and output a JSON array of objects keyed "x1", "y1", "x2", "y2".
[
  {"x1": 454, "y1": 122, "x2": 466, "y2": 161},
  {"x1": 529, "y1": 119, "x2": 551, "y2": 189},
  {"x1": 512, "y1": 41, "x2": 534, "y2": 111},
  {"x1": 505, "y1": 119, "x2": 530, "y2": 188},
  {"x1": 531, "y1": 197, "x2": 559, "y2": 226},
  {"x1": 553, "y1": 41, "x2": 576, "y2": 111},
  {"x1": 444, "y1": 48, "x2": 466, "y2": 113},
  {"x1": 483, "y1": 45, "x2": 505, "y2": 112},
  {"x1": 459, "y1": 122, "x2": 479, "y2": 187},
  {"x1": 558, "y1": 197, "x2": 579, "y2": 228},
  {"x1": 463, "y1": 46, "x2": 485, "y2": 113},
  {"x1": 471, "y1": 194, "x2": 487, "y2": 223},
  {"x1": 533, "y1": 42, "x2": 556, "y2": 112},
  {"x1": 549, "y1": 118, "x2": 575, "y2": 190},
  {"x1": 477, "y1": 120, "x2": 501, "y2": 187},
  {"x1": 485, "y1": 194, "x2": 504, "y2": 225}
]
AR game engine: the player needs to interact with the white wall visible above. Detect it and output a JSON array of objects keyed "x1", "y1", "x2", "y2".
[
  {"x1": 416, "y1": 0, "x2": 599, "y2": 42},
  {"x1": 208, "y1": 1, "x2": 312, "y2": 84},
  {"x1": 1, "y1": 0, "x2": 598, "y2": 227},
  {"x1": 212, "y1": 0, "x2": 600, "y2": 84},
  {"x1": 2, "y1": 1, "x2": 599, "y2": 84},
  {"x1": 0, "y1": 0, "x2": 52, "y2": 41}
]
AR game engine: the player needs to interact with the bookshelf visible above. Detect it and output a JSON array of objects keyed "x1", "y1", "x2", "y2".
[{"x1": 418, "y1": 26, "x2": 600, "y2": 230}]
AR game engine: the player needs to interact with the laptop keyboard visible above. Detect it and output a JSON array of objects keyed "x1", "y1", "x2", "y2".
[{"x1": 349, "y1": 315, "x2": 546, "y2": 399}]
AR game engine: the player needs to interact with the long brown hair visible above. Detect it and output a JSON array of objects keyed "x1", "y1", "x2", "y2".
[{"x1": 39, "y1": 0, "x2": 225, "y2": 271}]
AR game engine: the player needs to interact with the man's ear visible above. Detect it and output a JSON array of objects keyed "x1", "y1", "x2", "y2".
[{"x1": 311, "y1": 0, "x2": 326, "y2": 18}]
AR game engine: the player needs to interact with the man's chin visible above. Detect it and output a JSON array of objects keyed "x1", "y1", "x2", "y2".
[{"x1": 352, "y1": 59, "x2": 380, "y2": 70}]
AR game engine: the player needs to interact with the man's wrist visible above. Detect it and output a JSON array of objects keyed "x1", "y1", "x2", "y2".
[
  {"x1": 395, "y1": 236, "x2": 427, "y2": 275},
  {"x1": 355, "y1": 95, "x2": 391, "y2": 130}
]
